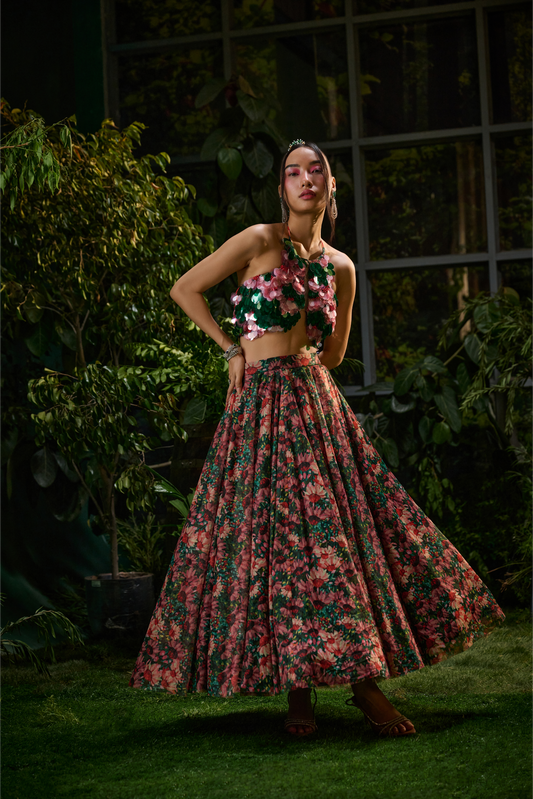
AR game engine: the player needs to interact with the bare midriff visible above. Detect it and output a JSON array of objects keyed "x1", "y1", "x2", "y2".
[{"x1": 239, "y1": 314, "x2": 317, "y2": 362}]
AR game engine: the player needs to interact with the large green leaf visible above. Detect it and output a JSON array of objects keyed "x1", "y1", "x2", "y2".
[
  {"x1": 359, "y1": 382, "x2": 394, "y2": 394},
  {"x1": 382, "y1": 438, "x2": 399, "y2": 468},
  {"x1": 53, "y1": 451, "x2": 79, "y2": 482},
  {"x1": 31, "y1": 447, "x2": 58, "y2": 488},
  {"x1": 434, "y1": 385, "x2": 462, "y2": 432},
  {"x1": 217, "y1": 147, "x2": 243, "y2": 180},
  {"x1": 242, "y1": 138, "x2": 273, "y2": 178},
  {"x1": 227, "y1": 194, "x2": 248, "y2": 222},
  {"x1": 195, "y1": 77, "x2": 227, "y2": 109},
  {"x1": 208, "y1": 216, "x2": 228, "y2": 248},
  {"x1": 391, "y1": 395, "x2": 416, "y2": 413},
  {"x1": 227, "y1": 194, "x2": 261, "y2": 226},
  {"x1": 456, "y1": 362, "x2": 470, "y2": 395},
  {"x1": 502, "y1": 286, "x2": 520, "y2": 304},
  {"x1": 415, "y1": 374, "x2": 435, "y2": 402},
  {"x1": 464, "y1": 333, "x2": 481, "y2": 365},
  {"x1": 432, "y1": 421, "x2": 451, "y2": 444},
  {"x1": 419, "y1": 355, "x2": 447, "y2": 374},
  {"x1": 361, "y1": 415, "x2": 375, "y2": 438},
  {"x1": 24, "y1": 318, "x2": 52, "y2": 357},
  {"x1": 484, "y1": 342, "x2": 500, "y2": 364},
  {"x1": 418, "y1": 416, "x2": 433, "y2": 443},
  {"x1": 473, "y1": 301, "x2": 501, "y2": 333},
  {"x1": 24, "y1": 290, "x2": 46, "y2": 324},
  {"x1": 49, "y1": 483, "x2": 88, "y2": 523},
  {"x1": 54, "y1": 320, "x2": 77, "y2": 351},
  {"x1": 394, "y1": 366, "x2": 419, "y2": 396},
  {"x1": 200, "y1": 128, "x2": 236, "y2": 161},
  {"x1": 183, "y1": 397, "x2": 207, "y2": 425},
  {"x1": 197, "y1": 198, "x2": 218, "y2": 217},
  {"x1": 169, "y1": 497, "x2": 190, "y2": 518},
  {"x1": 150, "y1": 470, "x2": 181, "y2": 497},
  {"x1": 251, "y1": 174, "x2": 279, "y2": 221},
  {"x1": 236, "y1": 90, "x2": 268, "y2": 123},
  {"x1": 1, "y1": 428, "x2": 19, "y2": 466}
]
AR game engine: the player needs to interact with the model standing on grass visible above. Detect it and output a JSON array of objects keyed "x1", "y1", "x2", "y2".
[{"x1": 130, "y1": 140, "x2": 505, "y2": 737}]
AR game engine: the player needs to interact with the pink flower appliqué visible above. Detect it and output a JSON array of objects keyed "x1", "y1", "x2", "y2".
[{"x1": 230, "y1": 246, "x2": 337, "y2": 341}]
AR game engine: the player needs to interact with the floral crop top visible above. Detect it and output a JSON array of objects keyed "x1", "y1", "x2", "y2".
[{"x1": 230, "y1": 237, "x2": 337, "y2": 344}]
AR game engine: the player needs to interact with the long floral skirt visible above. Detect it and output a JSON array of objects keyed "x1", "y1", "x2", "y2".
[{"x1": 129, "y1": 352, "x2": 505, "y2": 696}]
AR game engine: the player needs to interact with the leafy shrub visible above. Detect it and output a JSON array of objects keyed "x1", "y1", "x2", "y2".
[
  {"x1": 1, "y1": 605, "x2": 83, "y2": 675},
  {"x1": 1, "y1": 106, "x2": 227, "y2": 578},
  {"x1": 354, "y1": 288, "x2": 531, "y2": 605}
]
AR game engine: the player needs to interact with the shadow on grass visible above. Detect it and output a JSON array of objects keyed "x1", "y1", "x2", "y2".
[{"x1": 95, "y1": 696, "x2": 510, "y2": 752}]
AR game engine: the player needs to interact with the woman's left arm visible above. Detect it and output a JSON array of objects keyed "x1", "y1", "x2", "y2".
[{"x1": 319, "y1": 255, "x2": 356, "y2": 370}]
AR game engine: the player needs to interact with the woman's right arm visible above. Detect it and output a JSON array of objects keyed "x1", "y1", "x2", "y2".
[
  {"x1": 170, "y1": 224, "x2": 266, "y2": 352},
  {"x1": 171, "y1": 224, "x2": 269, "y2": 402}
]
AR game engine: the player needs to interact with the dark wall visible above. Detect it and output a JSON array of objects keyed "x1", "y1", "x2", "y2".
[
  {"x1": 1, "y1": 0, "x2": 109, "y2": 639},
  {"x1": 2, "y1": 0, "x2": 105, "y2": 132}
]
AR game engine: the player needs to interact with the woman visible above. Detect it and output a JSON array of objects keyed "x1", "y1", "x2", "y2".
[{"x1": 130, "y1": 140, "x2": 505, "y2": 738}]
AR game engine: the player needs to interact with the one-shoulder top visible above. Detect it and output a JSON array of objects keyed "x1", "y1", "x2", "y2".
[{"x1": 230, "y1": 236, "x2": 337, "y2": 344}]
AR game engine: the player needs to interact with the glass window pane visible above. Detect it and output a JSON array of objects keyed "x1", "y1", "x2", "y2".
[
  {"x1": 115, "y1": 0, "x2": 221, "y2": 43},
  {"x1": 370, "y1": 266, "x2": 489, "y2": 381},
  {"x1": 499, "y1": 260, "x2": 532, "y2": 303},
  {"x1": 118, "y1": 45, "x2": 224, "y2": 156},
  {"x1": 488, "y1": 5, "x2": 532, "y2": 124},
  {"x1": 366, "y1": 141, "x2": 487, "y2": 260},
  {"x1": 355, "y1": 1, "x2": 451, "y2": 12},
  {"x1": 235, "y1": 30, "x2": 350, "y2": 142},
  {"x1": 231, "y1": 0, "x2": 344, "y2": 30},
  {"x1": 495, "y1": 134, "x2": 532, "y2": 252},
  {"x1": 359, "y1": 15, "x2": 479, "y2": 136},
  {"x1": 330, "y1": 152, "x2": 356, "y2": 261},
  {"x1": 323, "y1": 150, "x2": 360, "y2": 382}
]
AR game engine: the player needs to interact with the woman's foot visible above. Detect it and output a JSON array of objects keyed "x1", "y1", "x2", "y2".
[
  {"x1": 285, "y1": 688, "x2": 317, "y2": 737},
  {"x1": 350, "y1": 679, "x2": 416, "y2": 736}
]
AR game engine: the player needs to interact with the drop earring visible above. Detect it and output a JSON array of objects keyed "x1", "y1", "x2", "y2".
[
  {"x1": 330, "y1": 190, "x2": 338, "y2": 220},
  {"x1": 280, "y1": 196, "x2": 289, "y2": 224}
]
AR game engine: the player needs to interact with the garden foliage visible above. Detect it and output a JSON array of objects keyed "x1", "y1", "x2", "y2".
[
  {"x1": 1, "y1": 106, "x2": 228, "y2": 579},
  {"x1": 1, "y1": 101, "x2": 530, "y2": 608},
  {"x1": 355, "y1": 288, "x2": 532, "y2": 604},
  {"x1": 0, "y1": 103, "x2": 71, "y2": 208},
  {"x1": 0, "y1": 604, "x2": 83, "y2": 675},
  {"x1": 184, "y1": 75, "x2": 287, "y2": 319}
]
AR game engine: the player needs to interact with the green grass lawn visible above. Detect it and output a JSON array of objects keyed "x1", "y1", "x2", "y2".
[{"x1": 2, "y1": 610, "x2": 532, "y2": 799}]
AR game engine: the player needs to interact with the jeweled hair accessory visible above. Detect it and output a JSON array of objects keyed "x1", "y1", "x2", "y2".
[{"x1": 287, "y1": 139, "x2": 305, "y2": 150}]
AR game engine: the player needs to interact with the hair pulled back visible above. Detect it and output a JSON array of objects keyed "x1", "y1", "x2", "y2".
[{"x1": 279, "y1": 141, "x2": 336, "y2": 241}]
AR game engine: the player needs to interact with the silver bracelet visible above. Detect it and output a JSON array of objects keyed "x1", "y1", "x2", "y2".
[{"x1": 223, "y1": 343, "x2": 243, "y2": 362}]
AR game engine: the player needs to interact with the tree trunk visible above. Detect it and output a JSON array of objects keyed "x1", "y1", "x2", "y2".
[
  {"x1": 73, "y1": 312, "x2": 86, "y2": 370},
  {"x1": 109, "y1": 491, "x2": 119, "y2": 580},
  {"x1": 99, "y1": 467, "x2": 119, "y2": 580}
]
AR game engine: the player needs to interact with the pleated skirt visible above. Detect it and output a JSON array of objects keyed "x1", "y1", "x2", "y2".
[{"x1": 129, "y1": 352, "x2": 505, "y2": 696}]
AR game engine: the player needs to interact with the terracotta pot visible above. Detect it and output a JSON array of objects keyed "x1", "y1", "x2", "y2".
[{"x1": 84, "y1": 571, "x2": 155, "y2": 639}]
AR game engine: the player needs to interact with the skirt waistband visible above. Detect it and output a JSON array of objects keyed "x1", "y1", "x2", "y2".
[{"x1": 245, "y1": 351, "x2": 320, "y2": 373}]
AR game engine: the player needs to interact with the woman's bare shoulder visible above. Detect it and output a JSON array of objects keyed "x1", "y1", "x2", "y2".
[
  {"x1": 325, "y1": 244, "x2": 355, "y2": 273},
  {"x1": 235, "y1": 223, "x2": 285, "y2": 254}
]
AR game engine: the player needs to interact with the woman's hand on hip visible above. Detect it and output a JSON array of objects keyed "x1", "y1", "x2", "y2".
[{"x1": 226, "y1": 354, "x2": 245, "y2": 405}]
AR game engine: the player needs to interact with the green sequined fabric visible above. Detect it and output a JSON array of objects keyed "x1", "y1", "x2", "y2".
[{"x1": 230, "y1": 238, "x2": 337, "y2": 343}]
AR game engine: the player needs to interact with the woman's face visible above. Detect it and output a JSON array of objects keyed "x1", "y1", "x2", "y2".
[{"x1": 281, "y1": 147, "x2": 334, "y2": 216}]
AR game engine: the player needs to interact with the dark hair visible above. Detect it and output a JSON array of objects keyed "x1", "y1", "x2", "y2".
[{"x1": 279, "y1": 141, "x2": 336, "y2": 241}]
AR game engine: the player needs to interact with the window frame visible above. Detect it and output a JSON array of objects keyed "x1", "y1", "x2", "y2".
[{"x1": 103, "y1": 0, "x2": 532, "y2": 388}]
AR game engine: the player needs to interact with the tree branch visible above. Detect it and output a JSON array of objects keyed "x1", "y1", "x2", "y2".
[{"x1": 71, "y1": 461, "x2": 105, "y2": 519}]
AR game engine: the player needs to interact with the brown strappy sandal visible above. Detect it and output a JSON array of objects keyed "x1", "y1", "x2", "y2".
[
  {"x1": 284, "y1": 688, "x2": 318, "y2": 737},
  {"x1": 345, "y1": 695, "x2": 416, "y2": 737}
]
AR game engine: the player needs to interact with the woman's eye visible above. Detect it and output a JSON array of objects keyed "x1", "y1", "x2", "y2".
[
  {"x1": 311, "y1": 168, "x2": 323, "y2": 174},
  {"x1": 288, "y1": 171, "x2": 299, "y2": 177}
]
